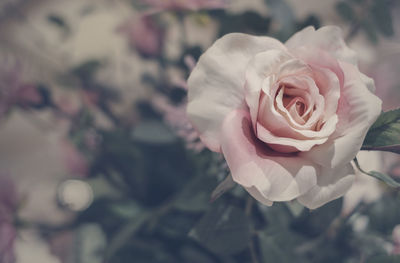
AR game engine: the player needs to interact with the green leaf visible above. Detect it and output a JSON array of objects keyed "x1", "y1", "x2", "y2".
[
  {"x1": 105, "y1": 211, "x2": 150, "y2": 260},
  {"x1": 210, "y1": 174, "x2": 236, "y2": 203},
  {"x1": 174, "y1": 174, "x2": 218, "y2": 212},
  {"x1": 363, "y1": 109, "x2": 400, "y2": 153},
  {"x1": 370, "y1": 0, "x2": 394, "y2": 37},
  {"x1": 368, "y1": 171, "x2": 400, "y2": 187},
  {"x1": 336, "y1": 2, "x2": 356, "y2": 22},
  {"x1": 354, "y1": 158, "x2": 400, "y2": 187},
  {"x1": 108, "y1": 201, "x2": 142, "y2": 219},
  {"x1": 259, "y1": 229, "x2": 307, "y2": 263},
  {"x1": 132, "y1": 121, "x2": 177, "y2": 144},
  {"x1": 291, "y1": 198, "x2": 343, "y2": 238},
  {"x1": 189, "y1": 201, "x2": 251, "y2": 255}
]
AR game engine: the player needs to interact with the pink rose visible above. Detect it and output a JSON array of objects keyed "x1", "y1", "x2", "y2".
[{"x1": 187, "y1": 26, "x2": 382, "y2": 209}]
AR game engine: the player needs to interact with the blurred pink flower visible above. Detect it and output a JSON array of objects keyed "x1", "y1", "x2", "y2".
[
  {"x1": 141, "y1": 0, "x2": 228, "y2": 11},
  {"x1": 61, "y1": 141, "x2": 89, "y2": 177},
  {"x1": 152, "y1": 92, "x2": 204, "y2": 152},
  {"x1": 0, "y1": 57, "x2": 41, "y2": 117},
  {"x1": 118, "y1": 15, "x2": 165, "y2": 57},
  {"x1": 392, "y1": 225, "x2": 400, "y2": 255},
  {"x1": 0, "y1": 175, "x2": 18, "y2": 263},
  {"x1": 48, "y1": 231, "x2": 74, "y2": 263}
]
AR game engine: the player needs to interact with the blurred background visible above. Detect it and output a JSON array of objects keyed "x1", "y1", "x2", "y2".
[{"x1": 1, "y1": 0, "x2": 400, "y2": 262}]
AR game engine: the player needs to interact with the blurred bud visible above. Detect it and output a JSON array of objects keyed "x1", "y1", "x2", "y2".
[
  {"x1": 152, "y1": 93, "x2": 204, "y2": 152},
  {"x1": 0, "y1": 54, "x2": 47, "y2": 116},
  {"x1": 15, "y1": 84, "x2": 42, "y2": 107},
  {"x1": 141, "y1": 0, "x2": 228, "y2": 11},
  {"x1": 392, "y1": 225, "x2": 400, "y2": 255},
  {"x1": 118, "y1": 15, "x2": 165, "y2": 58}
]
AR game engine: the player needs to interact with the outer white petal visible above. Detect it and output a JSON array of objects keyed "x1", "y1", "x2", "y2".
[
  {"x1": 246, "y1": 186, "x2": 273, "y2": 206},
  {"x1": 285, "y1": 26, "x2": 358, "y2": 65},
  {"x1": 297, "y1": 163, "x2": 355, "y2": 209},
  {"x1": 187, "y1": 33, "x2": 285, "y2": 152},
  {"x1": 299, "y1": 62, "x2": 382, "y2": 168},
  {"x1": 220, "y1": 109, "x2": 318, "y2": 202}
]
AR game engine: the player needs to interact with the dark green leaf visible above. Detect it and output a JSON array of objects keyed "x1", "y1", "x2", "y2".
[
  {"x1": 363, "y1": 109, "x2": 400, "y2": 153},
  {"x1": 336, "y1": 2, "x2": 356, "y2": 22},
  {"x1": 210, "y1": 175, "x2": 236, "y2": 203},
  {"x1": 259, "y1": 229, "x2": 307, "y2": 263},
  {"x1": 354, "y1": 158, "x2": 400, "y2": 187},
  {"x1": 368, "y1": 171, "x2": 400, "y2": 187},
  {"x1": 174, "y1": 175, "x2": 218, "y2": 212},
  {"x1": 105, "y1": 211, "x2": 150, "y2": 260},
  {"x1": 189, "y1": 201, "x2": 251, "y2": 255},
  {"x1": 370, "y1": 0, "x2": 394, "y2": 37}
]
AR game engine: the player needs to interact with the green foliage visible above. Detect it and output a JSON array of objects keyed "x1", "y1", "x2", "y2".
[
  {"x1": 363, "y1": 109, "x2": 400, "y2": 154},
  {"x1": 211, "y1": 10, "x2": 271, "y2": 37},
  {"x1": 335, "y1": 0, "x2": 395, "y2": 44},
  {"x1": 366, "y1": 255, "x2": 400, "y2": 263},
  {"x1": 291, "y1": 198, "x2": 343, "y2": 238},
  {"x1": 132, "y1": 120, "x2": 177, "y2": 144},
  {"x1": 336, "y1": 2, "x2": 355, "y2": 22},
  {"x1": 370, "y1": 0, "x2": 394, "y2": 37},
  {"x1": 364, "y1": 195, "x2": 400, "y2": 235},
  {"x1": 189, "y1": 200, "x2": 251, "y2": 255},
  {"x1": 354, "y1": 158, "x2": 400, "y2": 187},
  {"x1": 19, "y1": 1, "x2": 400, "y2": 262}
]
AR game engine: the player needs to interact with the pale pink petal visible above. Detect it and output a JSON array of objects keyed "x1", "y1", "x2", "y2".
[
  {"x1": 285, "y1": 26, "x2": 357, "y2": 65},
  {"x1": 220, "y1": 110, "x2": 318, "y2": 201},
  {"x1": 311, "y1": 66, "x2": 341, "y2": 121},
  {"x1": 244, "y1": 50, "x2": 309, "y2": 130},
  {"x1": 187, "y1": 33, "x2": 285, "y2": 152},
  {"x1": 297, "y1": 163, "x2": 355, "y2": 209},
  {"x1": 300, "y1": 62, "x2": 382, "y2": 168},
  {"x1": 256, "y1": 122, "x2": 328, "y2": 153},
  {"x1": 246, "y1": 186, "x2": 273, "y2": 206},
  {"x1": 256, "y1": 76, "x2": 338, "y2": 145}
]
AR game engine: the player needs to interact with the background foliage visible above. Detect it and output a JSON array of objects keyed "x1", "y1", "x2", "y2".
[{"x1": 1, "y1": 0, "x2": 400, "y2": 263}]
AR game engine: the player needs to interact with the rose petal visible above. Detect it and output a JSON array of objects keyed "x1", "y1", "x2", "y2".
[
  {"x1": 187, "y1": 33, "x2": 285, "y2": 152},
  {"x1": 245, "y1": 49, "x2": 310, "y2": 130},
  {"x1": 256, "y1": 78, "x2": 338, "y2": 142},
  {"x1": 300, "y1": 62, "x2": 382, "y2": 168},
  {"x1": 220, "y1": 109, "x2": 318, "y2": 201},
  {"x1": 285, "y1": 26, "x2": 357, "y2": 65},
  {"x1": 256, "y1": 122, "x2": 329, "y2": 153},
  {"x1": 246, "y1": 186, "x2": 273, "y2": 206},
  {"x1": 297, "y1": 163, "x2": 355, "y2": 209},
  {"x1": 311, "y1": 66, "x2": 341, "y2": 121}
]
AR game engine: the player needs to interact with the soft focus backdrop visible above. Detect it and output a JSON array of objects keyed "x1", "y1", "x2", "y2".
[{"x1": 1, "y1": 0, "x2": 400, "y2": 262}]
